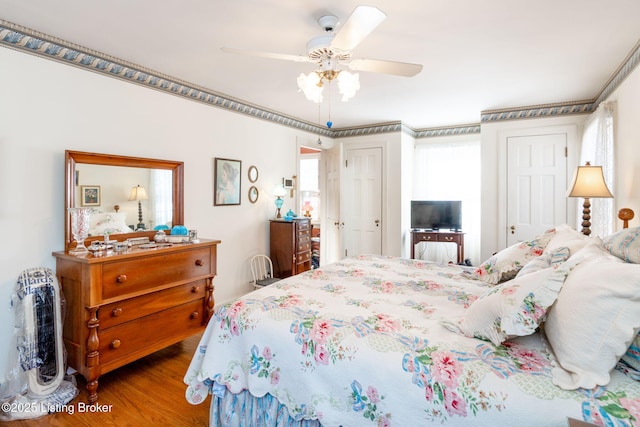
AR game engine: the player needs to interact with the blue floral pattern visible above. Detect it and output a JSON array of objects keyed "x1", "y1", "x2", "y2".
[{"x1": 185, "y1": 255, "x2": 640, "y2": 426}]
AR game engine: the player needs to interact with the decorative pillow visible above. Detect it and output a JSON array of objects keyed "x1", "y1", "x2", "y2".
[
  {"x1": 543, "y1": 224, "x2": 592, "y2": 256},
  {"x1": 442, "y1": 262, "x2": 572, "y2": 346},
  {"x1": 473, "y1": 228, "x2": 555, "y2": 285},
  {"x1": 544, "y1": 243, "x2": 640, "y2": 390},
  {"x1": 515, "y1": 246, "x2": 570, "y2": 278},
  {"x1": 89, "y1": 212, "x2": 133, "y2": 235},
  {"x1": 603, "y1": 226, "x2": 640, "y2": 263}
]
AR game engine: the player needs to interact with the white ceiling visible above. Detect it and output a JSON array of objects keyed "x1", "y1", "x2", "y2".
[{"x1": 1, "y1": 0, "x2": 639, "y2": 130}]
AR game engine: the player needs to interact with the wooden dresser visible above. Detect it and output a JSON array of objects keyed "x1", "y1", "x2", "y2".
[
  {"x1": 270, "y1": 218, "x2": 311, "y2": 278},
  {"x1": 52, "y1": 239, "x2": 220, "y2": 403}
]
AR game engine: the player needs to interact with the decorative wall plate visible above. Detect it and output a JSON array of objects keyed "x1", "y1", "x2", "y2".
[{"x1": 248, "y1": 165, "x2": 258, "y2": 183}]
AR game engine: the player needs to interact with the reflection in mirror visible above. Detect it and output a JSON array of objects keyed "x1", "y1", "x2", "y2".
[
  {"x1": 65, "y1": 151, "x2": 184, "y2": 252},
  {"x1": 75, "y1": 164, "x2": 173, "y2": 234}
]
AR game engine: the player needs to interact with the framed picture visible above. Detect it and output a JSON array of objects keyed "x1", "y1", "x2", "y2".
[
  {"x1": 214, "y1": 157, "x2": 241, "y2": 206},
  {"x1": 248, "y1": 185, "x2": 259, "y2": 203},
  {"x1": 248, "y1": 165, "x2": 258, "y2": 183},
  {"x1": 80, "y1": 185, "x2": 101, "y2": 206}
]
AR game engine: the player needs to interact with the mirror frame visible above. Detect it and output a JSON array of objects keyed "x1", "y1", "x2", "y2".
[{"x1": 64, "y1": 150, "x2": 184, "y2": 251}]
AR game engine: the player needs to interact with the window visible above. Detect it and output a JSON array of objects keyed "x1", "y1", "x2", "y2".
[{"x1": 413, "y1": 137, "x2": 481, "y2": 264}]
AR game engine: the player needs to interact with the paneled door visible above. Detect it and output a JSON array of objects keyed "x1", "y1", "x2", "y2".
[
  {"x1": 343, "y1": 147, "x2": 382, "y2": 257},
  {"x1": 322, "y1": 145, "x2": 342, "y2": 265},
  {"x1": 507, "y1": 133, "x2": 567, "y2": 246}
]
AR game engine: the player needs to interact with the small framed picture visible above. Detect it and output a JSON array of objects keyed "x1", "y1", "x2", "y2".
[
  {"x1": 81, "y1": 185, "x2": 101, "y2": 206},
  {"x1": 283, "y1": 178, "x2": 294, "y2": 189},
  {"x1": 214, "y1": 158, "x2": 241, "y2": 206}
]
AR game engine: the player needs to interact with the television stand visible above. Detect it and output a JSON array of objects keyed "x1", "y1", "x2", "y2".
[{"x1": 411, "y1": 230, "x2": 465, "y2": 264}]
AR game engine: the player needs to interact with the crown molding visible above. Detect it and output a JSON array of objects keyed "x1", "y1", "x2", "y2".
[{"x1": 2, "y1": 20, "x2": 638, "y2": 140}]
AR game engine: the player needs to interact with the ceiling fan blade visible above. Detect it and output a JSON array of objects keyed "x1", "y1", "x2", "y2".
[
  {"x1": 331, "y1": 5, "x2": 386, "y2": 51},
  {"x1": 347, "y1": 58, "x2": 423, "y2": 77},
  {"x1": 221, "y1": 47, "x2": 312, "y2": 63}
]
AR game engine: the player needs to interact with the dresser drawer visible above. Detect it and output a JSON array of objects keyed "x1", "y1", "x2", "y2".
[
  {"x1": 297, "y1": 239, "x2": 311, "y2": 253},
  {"x1": 297, "y1": 250, "x2": 311, "y2": 264},
  {"x1": 437, "y1": 233, "x2": 461, "y2": 243},
  {"x1": 297, "y1": 220, "x2": 310, "y2": 232},
  {"x1": 102, "y1": 247, "x2": 212, "y2": 299},
  {"x1": 99, "y1": 299, "x2": 205, "y2": 365},
  {"x1": 99, "y1": 280, "x2": 206, "y2": 329}
]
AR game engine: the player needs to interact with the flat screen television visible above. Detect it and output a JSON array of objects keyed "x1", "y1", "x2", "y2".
[{"x1": 411, "y1": 200, "x2": 462, "y2": 231}]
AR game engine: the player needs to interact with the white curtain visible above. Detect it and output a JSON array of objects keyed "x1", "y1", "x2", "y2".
[
  {"x1": 150, "y1": 169, "x2": 173, "y2": 228},
  {"x1": 578, "y1": 101, "x2": 615, "y2": 237},
  {"x1": 413, "y1": 138, "x2": 481, "y2": 265}
]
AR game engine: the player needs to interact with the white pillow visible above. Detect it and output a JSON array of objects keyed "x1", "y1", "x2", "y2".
[
  {"x1": 544, "y1": 243, "x2": 640, "y2": 390},
  {"x1": 603, "y1": 226, "x2": 640, "y2": 263},
  {"x1": 543, "y1": 224, "x2": 592, "y2": 256},
  {"x1": 472, "y1": 228, "x2": 555, "y2": 285},
  {"x1": 442, "y1": 263, "x2": 571, "y2": 346},
  {"x1": 89, "y1": 212, "x2": 132, "y2": 235}
]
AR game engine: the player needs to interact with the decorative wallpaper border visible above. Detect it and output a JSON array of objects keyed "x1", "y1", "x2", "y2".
[{"x1": 1, "y1": 19, "x2": 638, "y2": 139}]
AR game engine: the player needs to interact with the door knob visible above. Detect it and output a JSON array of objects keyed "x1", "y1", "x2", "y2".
[
  {"x1": 375, "y1": 220, "x2": 380, "y2": 227},
  {"x1": 510, "y1": 225, "x2": 515, "y2": 235}
]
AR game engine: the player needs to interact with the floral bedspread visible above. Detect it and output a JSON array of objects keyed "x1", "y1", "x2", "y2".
[{"x1": 184, "y1": 255, "x2": 640, "y2": 427}]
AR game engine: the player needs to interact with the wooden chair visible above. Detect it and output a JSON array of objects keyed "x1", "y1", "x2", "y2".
[{"x1": 250, "y1": 254, "x2": 280, "y2": 290}]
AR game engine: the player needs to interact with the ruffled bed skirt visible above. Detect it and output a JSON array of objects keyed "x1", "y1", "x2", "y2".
[{"x1": 210, "y1": 382, "x2": 322, "y2": 427}]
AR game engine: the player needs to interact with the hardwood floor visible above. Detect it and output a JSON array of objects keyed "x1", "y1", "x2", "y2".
[{"x1": 6, "y1": 333, "x2": 210, "y2": 426}]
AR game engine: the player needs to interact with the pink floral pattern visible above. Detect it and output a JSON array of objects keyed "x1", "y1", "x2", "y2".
[{"x1": 186, "y1": 255, "x2": 640, "y2": 426}]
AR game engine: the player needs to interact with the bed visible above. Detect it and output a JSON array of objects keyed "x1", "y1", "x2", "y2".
[{"x1": 184, "y1": 218, "x2": 640, "y2": 427}]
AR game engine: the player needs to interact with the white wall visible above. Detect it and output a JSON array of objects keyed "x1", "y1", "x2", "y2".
[
  {"x1": 479, "y1": 62, "x2": 640, "y2": 259},
  {"x1": 0, "y1": 46, "x2": 319, "y2": 383},
  {"x1": 607, "y1": 64, "x2": 640, "y2": 226}
]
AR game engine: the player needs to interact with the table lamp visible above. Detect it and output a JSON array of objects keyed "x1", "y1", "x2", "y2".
[
  {"x1": 128, "y1": 184, "x2": 149, "y2": 230},
  {"x1": 567, "y1": 162, "x2": 613, "y2": 236},
  {"x1": 273, "y1": 185, "x2": 287, "y2": 218}
]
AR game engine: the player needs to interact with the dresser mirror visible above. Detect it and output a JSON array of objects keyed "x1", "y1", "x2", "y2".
[{"x1": 64, "y1": 150, "x2": 184, "y2": 251}]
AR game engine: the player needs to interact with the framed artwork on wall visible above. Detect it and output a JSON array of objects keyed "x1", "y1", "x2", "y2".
[
  {"x1": 80, "y1": 185, "x2": 101, "y2": 206},
  {"x1": 248, "y1": 185, "x2": 259, "y2": 203},
  {"x1": 214, "y1": 157, "x2": 241, "y2": 206}
]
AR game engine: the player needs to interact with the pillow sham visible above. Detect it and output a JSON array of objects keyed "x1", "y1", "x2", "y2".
[
  {"x1": 603, "y1": 226, "x2": 640, "y2": 263},
  {"x1": 473, "y1": 228, "x2": 555, "y2": 285},
  {"x1": 442, "y1": 262, "x2": 572, "y2": 346},
  {"x1": 544, "y1": 243, "x2": 640, "y2": 390},
  {"x1": 515, "y1": 246, "x2": 570, "y2": 278}
]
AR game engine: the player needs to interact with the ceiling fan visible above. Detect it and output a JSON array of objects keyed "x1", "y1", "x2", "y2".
[{"x1": 222, "y1": 5, "x2": 423, "y2": 103}]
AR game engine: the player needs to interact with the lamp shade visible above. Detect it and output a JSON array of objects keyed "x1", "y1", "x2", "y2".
[
  {"x1": 567, "y1": 163, "x2": 613, "y2": 198},
  {"x1": 273, "y1": 185, "x2": 287, "y2": 198},
  {"x1": 128, "y1": 185, "x2": 149, "y2": 201}
]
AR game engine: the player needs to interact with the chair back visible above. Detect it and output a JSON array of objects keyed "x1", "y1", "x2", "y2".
[{"x1": 250, "y1": 254, "x2": 274, "y2": 283}]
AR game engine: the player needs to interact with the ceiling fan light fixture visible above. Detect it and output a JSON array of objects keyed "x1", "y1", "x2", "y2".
[
  {"x1": 337, "y1": 71, "x2": 360, "y2": 102},
  {"x1": 297, "y1": 72, "x2": 323, "y2": 103}
]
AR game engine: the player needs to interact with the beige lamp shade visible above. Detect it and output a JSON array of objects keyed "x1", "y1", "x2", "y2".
[
  {"x1": 567, "y1": 163, "x2": 613, "y2": 199},
  {"x1": 128, "y1": 185, "x2": 149, "y2": 201}
]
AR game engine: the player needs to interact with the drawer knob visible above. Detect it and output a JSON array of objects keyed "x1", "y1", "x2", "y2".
[
  {"x1": 195, "y1": 259, "x2": 204, "y2": 267},
  {"x1": 190, "y1": 311, "x2": 199, "y2": 320},
  {"x1": 116, "y1": 274, "x2": 127, "y2": 283},
  {"x1": 112, "y1": 307, "x2": 123, "y2": 317},
  {"x1": 444, "y1": 237, "x2": 453, "y2": 241},
  {"x1": 191, "y1": 286, "x2": 200, "y2": 293},
  {"x1": 110, "y1": 339, "x2": 121, "y2": 349}
]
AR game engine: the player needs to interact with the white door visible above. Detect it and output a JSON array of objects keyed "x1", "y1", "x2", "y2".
[
  {"x1": 507, "y1": 133, "x2": 567, "y2": 245},
  {"x1": 322, "y1": 145, "x2": 342, "y2": 264},
  {"x1": 343, "y1": 147, "x2": 382, "y2": 257}
]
